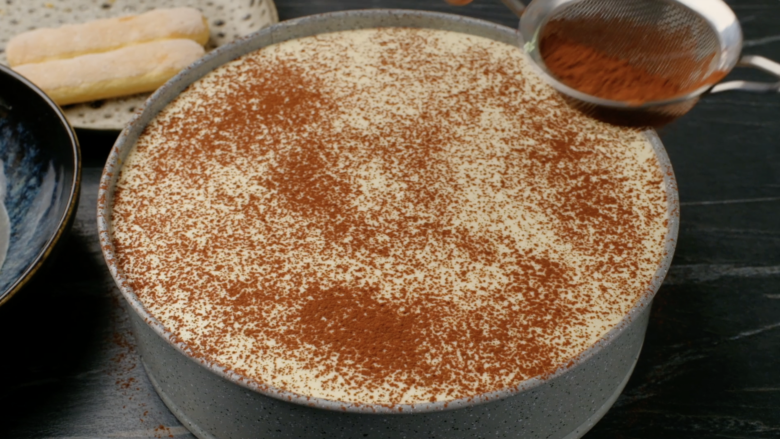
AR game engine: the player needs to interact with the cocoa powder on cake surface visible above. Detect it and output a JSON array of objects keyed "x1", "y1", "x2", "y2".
[{"x1": 111, "y1": 28, "x2": 669, "y2": 405}]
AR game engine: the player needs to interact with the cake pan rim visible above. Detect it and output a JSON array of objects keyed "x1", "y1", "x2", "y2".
[{"x1": 97, "y1": 8, "x2": 680, "y2": 415}]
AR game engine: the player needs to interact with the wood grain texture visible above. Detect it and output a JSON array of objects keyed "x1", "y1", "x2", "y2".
[{"x1": 0, "y1": 1, "x2": 778, "y2": 438}]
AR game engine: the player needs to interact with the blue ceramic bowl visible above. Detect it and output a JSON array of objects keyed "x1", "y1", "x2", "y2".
[{"x1": 0, "y1": 64, "x2": 80, "y2": 306}]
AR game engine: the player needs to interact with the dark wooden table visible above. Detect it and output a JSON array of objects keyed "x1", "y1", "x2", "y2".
[{"x1": 1, "y1": 1, "x2": 778, "y2": 438}]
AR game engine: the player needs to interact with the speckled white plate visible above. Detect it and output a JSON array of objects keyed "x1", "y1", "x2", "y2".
[{"x1": 0, "y1": 0, "x2": 278, "y2": 130}]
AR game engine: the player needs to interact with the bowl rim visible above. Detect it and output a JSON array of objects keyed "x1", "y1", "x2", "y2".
[
  {"x1": 97, "y1": 9, "x2": 679, "y2": 415},
  {"x1": 0, "y1": 64, "x2": 82, "y2": 307}
]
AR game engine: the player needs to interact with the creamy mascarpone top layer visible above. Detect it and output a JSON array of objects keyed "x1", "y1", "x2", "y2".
[{"x1": 111, "y1": 28, "x2": 669, "y2": 406}]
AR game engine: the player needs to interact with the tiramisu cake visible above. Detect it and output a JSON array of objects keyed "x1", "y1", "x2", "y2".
[{"x1": 111, "y1": 28, "x2": 669, "y2": 406}]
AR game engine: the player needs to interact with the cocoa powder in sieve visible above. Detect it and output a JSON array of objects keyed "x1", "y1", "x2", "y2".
[{"x1": 540, "y1": 19, "x2": 727, "y2": 104}]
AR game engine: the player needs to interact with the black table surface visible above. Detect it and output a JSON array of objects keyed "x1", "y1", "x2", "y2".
[{"x1": 1, "y1": 1, "x2": 779, "y2": 438}]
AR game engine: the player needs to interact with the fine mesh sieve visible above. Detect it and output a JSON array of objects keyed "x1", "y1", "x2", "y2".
[{"x1": 499, "y1": 0, "x2": 780, "y2": 125}]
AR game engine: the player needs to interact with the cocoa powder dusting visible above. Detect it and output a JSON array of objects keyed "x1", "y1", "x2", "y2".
[{"x1": 111, "y1": 28, "x2": 669, "y2": 405}]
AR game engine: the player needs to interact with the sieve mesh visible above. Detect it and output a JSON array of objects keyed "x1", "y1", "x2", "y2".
[{"x1": 541, "y1": 0, "x2": 721, "y2": 91}]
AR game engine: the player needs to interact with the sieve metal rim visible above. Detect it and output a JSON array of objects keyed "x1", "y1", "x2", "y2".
[{"x1": 516, "y1": 0, "x2": 743, "y2": 109}]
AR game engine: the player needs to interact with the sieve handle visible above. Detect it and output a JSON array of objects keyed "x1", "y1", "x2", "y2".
[
  {"x1": 710, "y1": 55, "x2": 780, "y2": 94},
  {"x1": 500, "y1": 0, "x2": 526, "y2": 17}
]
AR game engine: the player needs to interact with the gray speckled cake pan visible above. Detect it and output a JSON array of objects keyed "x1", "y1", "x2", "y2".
[{"x1": 97, "y1": 9, "x2": 680, "y2": 439}]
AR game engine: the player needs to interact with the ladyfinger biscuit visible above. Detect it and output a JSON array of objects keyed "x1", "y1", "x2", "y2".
[
  {"x1": 14, "y1": 39, "x2": 205, "y2": 106},
  {"x1": 7, "y1": 7, "x2": 209, "y2": 67}
]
